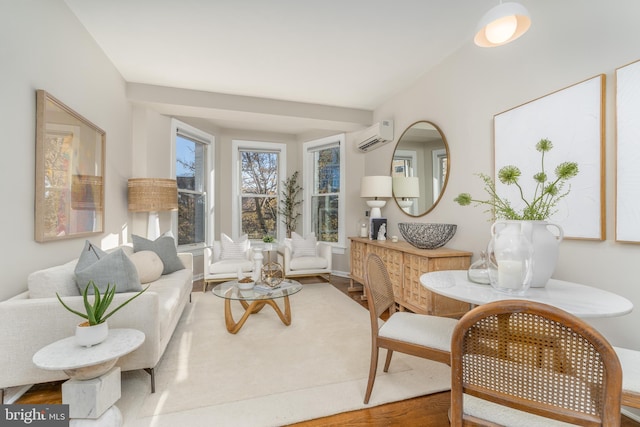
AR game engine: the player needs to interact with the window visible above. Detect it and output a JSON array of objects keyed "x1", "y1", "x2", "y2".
[
  {"x1": 172, "y1": 120, "x2": 213, "y2": 248},
  {"x1": 303, "y1": 134, "x2": 345, "y2": 247},
  {"x1": 232, "y1": 141, "x2": 286, "y2": 241}
]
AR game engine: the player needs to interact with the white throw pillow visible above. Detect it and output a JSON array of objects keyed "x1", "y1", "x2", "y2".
[
  {"x1": 290, "y1": 232, "x2": 317, "y2": 258},
  {"x1": 128, "y1": 250, "x2": 164, "y2": 284},
  {"x1": 220, "y1": 233, "x2": 250, "y2": 260}
]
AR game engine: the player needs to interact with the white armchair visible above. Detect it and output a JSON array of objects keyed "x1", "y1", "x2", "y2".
[
  {"x1": 278, "y1": 233, "x2": 332, "y2": 282},
  {"x1": 203, "y1": 240, "x2": 256, "y2": 292}
]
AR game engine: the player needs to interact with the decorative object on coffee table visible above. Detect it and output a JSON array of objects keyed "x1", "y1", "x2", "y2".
[
  {"x1": 261, "y1": 261, "x2": 284, "y2": 288},
  {"x1": 398, "y1": 222, "x2": 457, "y2": 249}
]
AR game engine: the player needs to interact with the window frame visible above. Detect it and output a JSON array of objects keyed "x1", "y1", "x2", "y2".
[
  {"x1": 303, "y1": 134, "x2": 346, "y2": 250},
  {"x1": 231, "y1": 140, "x2": 286, "y2": 242},
  {"x1": 171, "y1": 119, "x2": 214, "y2": 251}
]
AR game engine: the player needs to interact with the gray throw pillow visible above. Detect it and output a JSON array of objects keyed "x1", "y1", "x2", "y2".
[
  {"x1": 75, "y1": 241, "x2": 141, "y2": 294},
  {"x1": 132, "y1": 234, "x2": 184, "y2": 275}
]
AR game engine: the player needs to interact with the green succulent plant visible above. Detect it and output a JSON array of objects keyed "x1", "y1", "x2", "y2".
[
  {"x1": 262, "y1": 235, "x2": 275, "y2": 243},
  {"x1": 454, "y1": 138, "x2": 579, "y2": 221},
  {"x1": 56, "y1": 281, "x2": 148, "y2": 326}
]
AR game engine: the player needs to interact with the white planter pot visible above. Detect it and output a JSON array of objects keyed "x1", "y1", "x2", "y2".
[
  {"x1": 491, "y1": 220, "x2": 564, "y2": 287},
  {"x1": 75, "y1": 321, "x2": 109, "y2": 347}
]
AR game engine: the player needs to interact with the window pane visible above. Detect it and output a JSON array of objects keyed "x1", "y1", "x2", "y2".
[
  {"x1": 312, "y1": 195, "x2": 338, "y2": 242},
  {"x1": 241, "y1": 151, "x2": 278, "y2": 196},
  {"x1": 177, "y1": 135, "x2": 205, "y2": 192},
  {"x1": 178, "y1": 193, "x2": 205, "y2": 245},
  {"x1": 314, "y1": 147, "x2": 340, "y2": 194},
  {"x1": 241, "y1": 196, "x2": 277, "y2": 239}
]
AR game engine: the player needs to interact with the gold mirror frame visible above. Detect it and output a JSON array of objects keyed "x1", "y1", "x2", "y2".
[
  {"x1": 391, "y1": 120, "x2": 450, "y2": 217},
  {"x1": 35, "y1": 90, "x2": 105, "y2": 242}
]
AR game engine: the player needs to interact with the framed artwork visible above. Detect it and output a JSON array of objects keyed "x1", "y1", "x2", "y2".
[
  {"x1": 35, "y1": 90, "x2": 105, "y2": 242},
  {"x1": 494, "y1": 75, "x2": 605, "y2": 240},
  {"x1": 616, "y1": 59, "x2": 640, "y2": 243}
]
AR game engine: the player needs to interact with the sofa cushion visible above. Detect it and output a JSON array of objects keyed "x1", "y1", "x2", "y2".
[
  {"x1": 132, "y1": 234, "x2": 184, "y2": 274},
  {"x1": 220, "y1": 233, "x2": 250, "y2": 260},
  {"x1": 146, "y1": 269, "x2": 192, "y2": 337},
  {"x1": 28, "y1": 259, "x2": 80, "y2": 299},
  {"x1": 289, "y1": 256, "x2": 328, "y2": 271},
  {"x1": 129, "y1": 250, "x2": 164, "y2": 284},
  {"x1": 75, "y1": 246, "x2": 142, "y2": 295},
  {"x1": 291, "y1": 232, "x2": 317, "y2": 258}
]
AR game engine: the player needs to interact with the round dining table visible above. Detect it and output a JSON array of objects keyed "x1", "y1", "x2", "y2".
[{"x1": 420, "y1": 270, "x2": 633, "y2": 318}]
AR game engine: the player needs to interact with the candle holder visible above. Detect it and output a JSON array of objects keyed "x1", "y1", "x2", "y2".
[{"x1": 487, "y1": 225, "x2": 533, "y2": 295}]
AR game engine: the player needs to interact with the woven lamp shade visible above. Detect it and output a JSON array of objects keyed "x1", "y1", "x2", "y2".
[{"x1": 128, "y1": 178, "x2": 178, "y2": 212}]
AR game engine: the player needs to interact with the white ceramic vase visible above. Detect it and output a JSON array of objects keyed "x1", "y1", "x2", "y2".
[
  {"x1": 75, "y1": 321, "x2": 109, "y2": 347},
  {"x1": 491, "y1": 220, "x2": 564, "y2": 288}
]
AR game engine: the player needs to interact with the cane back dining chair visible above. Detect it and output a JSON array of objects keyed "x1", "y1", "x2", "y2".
[
  {"x1": 362, "y1": 252, "x2": 458, "y2": 404},
  {"x1": 450, "y1": 299, "x2": 623, "y2": 427}
]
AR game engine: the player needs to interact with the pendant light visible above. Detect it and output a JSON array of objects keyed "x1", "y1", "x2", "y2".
[{"x1": 474, "y1": 1, "x2": 531, "y2": 47}]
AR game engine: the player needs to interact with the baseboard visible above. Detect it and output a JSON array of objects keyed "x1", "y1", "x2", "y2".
[
  {"x1": 3, "y1": 384, "x2": 32, "y2": 404},
  {"x1": 623, "y1": 407, "x2": 640, "y2": 423}
]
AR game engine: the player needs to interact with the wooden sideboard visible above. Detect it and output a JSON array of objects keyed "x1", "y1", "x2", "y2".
[{"x1": 349, "y1": 236, "x2": 473, "y2": 318}]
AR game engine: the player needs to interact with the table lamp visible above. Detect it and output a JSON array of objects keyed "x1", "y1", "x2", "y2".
[
  {"x1": 360, "y1": 176, "x2": 392, "y2": 218},
  {"x1": 392, "y1": 176, "x2": 419, "y2": 213},
  {"x1": 128, "y1": 178, "x2": 178, "y2": 239}
]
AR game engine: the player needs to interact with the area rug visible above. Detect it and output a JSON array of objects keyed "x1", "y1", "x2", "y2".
[{"x1": 117, "y1": 283, "x2": 451, "y2": 426}]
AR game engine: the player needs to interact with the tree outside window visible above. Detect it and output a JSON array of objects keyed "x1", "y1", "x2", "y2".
[
  {"x1": 312, "y1": 145, "x2": 340, "y2": 243},
  {"x1": 240, "y1": 150, "x2": 279, "y2": 239},
  {"x1": 176, "y1": 134, "x2": 206, "y2": 246}
]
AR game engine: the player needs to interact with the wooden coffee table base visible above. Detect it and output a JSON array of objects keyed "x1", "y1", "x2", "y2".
[{"x1": 224, "y1": 296, "x2": 292, "y2": 334}]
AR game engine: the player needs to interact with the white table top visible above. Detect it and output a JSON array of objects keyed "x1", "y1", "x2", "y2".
[
  {"x1": 33, "y1": 328, "x2": 145, "y2": 371},
  {"x1": 420, "y1": 270, "x2": 634, "y2": 319}
]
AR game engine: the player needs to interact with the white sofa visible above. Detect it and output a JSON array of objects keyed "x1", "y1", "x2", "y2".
[{"x1": 0, "y1": 248, "x2": 193, "y2": 396}]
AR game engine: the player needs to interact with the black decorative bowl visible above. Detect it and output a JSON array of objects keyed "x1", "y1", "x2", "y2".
[{"x1": 397, "y1": 223, "x2": 457, "y2": 249}]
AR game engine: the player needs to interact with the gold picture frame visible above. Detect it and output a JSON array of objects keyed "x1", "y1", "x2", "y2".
[{"x1": 35, "y1": 90, "x2": 105, "y2": 242}]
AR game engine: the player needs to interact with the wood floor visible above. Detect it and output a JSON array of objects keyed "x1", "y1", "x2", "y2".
[{"x1": 15, "y1": 275, "x2": 640, "y2": 426}]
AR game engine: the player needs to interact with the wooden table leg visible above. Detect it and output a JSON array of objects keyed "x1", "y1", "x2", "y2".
[{"x1": 224, "y1": 296, "x2": 292, "y2": 334}]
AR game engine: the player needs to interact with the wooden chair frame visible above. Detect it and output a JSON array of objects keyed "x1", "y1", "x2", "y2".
[{"x1": 450, "y1": 299, "x2": 623, "y2": 427}]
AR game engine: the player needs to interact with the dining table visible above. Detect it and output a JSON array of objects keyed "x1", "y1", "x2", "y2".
[{"x1": 420, "y1": 270, "x2": 634, "y2": 318}]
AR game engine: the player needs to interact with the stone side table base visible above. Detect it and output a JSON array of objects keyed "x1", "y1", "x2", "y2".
[{"x1": 70, "y1": 406, "x2": 122, "y2": 427}]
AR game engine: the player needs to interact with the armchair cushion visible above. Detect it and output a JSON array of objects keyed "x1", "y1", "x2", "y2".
[
  {"x1": 289, "y1": 256, "x2": 328, "y2": 271},
  {"x1": 209, "y1": 259, "x2": 254, "y2": 275},
  {"x1": 290, "y1": 232, "x2": 317, "y2": 258},
  {"x1": 220, "y1": 233, "x2": 250, "y2": 260}
]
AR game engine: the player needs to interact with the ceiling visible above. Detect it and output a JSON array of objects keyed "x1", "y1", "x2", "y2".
[{"x1": 64, "y1": 0, "x2": 491, "y2": 134}]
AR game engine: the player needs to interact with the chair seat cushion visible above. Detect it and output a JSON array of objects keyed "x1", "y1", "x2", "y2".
[
  {"x1": 463, "y1": 394, "x2": 575, "y2": 427},
  {"x1": 614, "y1": 346, "x2": 640, "y2": 394},
  {"x1": 289, "y1": 256, "x2": 327, "y2": 271},
  {"x1": 209, "y1": 259, "x2": 253, "y2": 274},
  {"x1": 379, "y1": 312, "x2": 456, "y2": 351}
]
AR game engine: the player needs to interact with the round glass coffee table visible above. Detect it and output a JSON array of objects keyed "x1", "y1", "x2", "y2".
[{"x1": 212, "y1": 280, "x2": 303, "y2": 334}]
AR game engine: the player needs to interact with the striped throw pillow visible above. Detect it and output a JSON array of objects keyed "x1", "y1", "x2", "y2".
[
  {"x1": 291, "y1": 232, "x2": 317, "y2": 258},
  {"x1": 220, "y1": 233, "x2": 250, "y2": 260}
]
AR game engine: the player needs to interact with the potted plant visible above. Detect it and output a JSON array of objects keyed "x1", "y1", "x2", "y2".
[
  {"x1": 278, "y1": 171, "x2": 302, "y2": 238},
  {"x1": 57, "y1": 281, "x2": 148, "y2": 347},
  {"x1": 454, "y1": 138, "x2": 579, "y2": 287}
]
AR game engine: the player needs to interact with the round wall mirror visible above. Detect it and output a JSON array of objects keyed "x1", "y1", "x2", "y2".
[{"x1": 391, "y1": 121, "x2": 449, "y2": 217}]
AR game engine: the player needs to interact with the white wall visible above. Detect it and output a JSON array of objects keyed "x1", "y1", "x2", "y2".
[
  {"x1": 0, "y1": 0, "x2": 132, "y2": 301},
  {"x1": 370, "y1": 0, "x2": 640, "y2": 350}
]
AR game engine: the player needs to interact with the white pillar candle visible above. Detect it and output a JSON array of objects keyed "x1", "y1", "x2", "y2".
[{"x1": 498, "y1": 260, "x2": 523, "y2": 289}]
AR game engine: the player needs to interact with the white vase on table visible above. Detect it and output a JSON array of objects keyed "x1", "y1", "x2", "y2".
[{"x1": 491, "y1": 220, "x2": 563, "y2": 288}]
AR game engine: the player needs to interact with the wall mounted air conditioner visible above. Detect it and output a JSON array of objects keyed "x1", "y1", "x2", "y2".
[{"x1": 355, "y1": 120, "x2": 394, "y2": 152}]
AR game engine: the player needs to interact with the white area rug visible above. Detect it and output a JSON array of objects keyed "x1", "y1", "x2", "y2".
[{"x1": 118, "y1": 283, "x2": 451, "y2": 426}]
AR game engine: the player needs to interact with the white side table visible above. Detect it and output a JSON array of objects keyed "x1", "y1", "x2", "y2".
[{"x1": 33, "y1": 328, "x2": 145, "y2": 427}]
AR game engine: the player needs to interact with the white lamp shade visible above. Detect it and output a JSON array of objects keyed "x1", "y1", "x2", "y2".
[
  {"x1": 474, "y1": 2, "x2": 531, "y2": 47},
  {"x1": 360, "y1": 176, "x2": 392, "y2": 198},
  {"x1": 393, "y1": 176, "x2": 420, "y2": 198}
]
